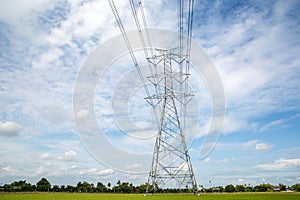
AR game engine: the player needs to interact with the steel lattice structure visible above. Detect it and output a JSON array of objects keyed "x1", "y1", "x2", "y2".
[
  {"x1": 145, "y1": 48, "x2": 197, "y2": 193},
  {"x1": 108, "y1": 0, "x2": 198, "y2": 194}
]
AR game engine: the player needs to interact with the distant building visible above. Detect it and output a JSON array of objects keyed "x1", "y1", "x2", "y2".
[
  {"x1": 212, "y1": 187, "x2": 221, "y2": 193},
  {"x1": 273, "y1": 186, "x2": 281, "y2": 192}
]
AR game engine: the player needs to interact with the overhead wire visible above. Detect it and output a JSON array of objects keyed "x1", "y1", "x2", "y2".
[
  {"x1": 129, "y1": 0, "x2": 161, "y2": 128},
  {"x1": 181, "y1": 0, "x2": 196, "y2": 190},
  {"x1": 108, "y1": 0, "x2": 195, "y2": 137},
  {"x1": 180, "y1": 0, "x2": 195, "y2": 141},
  {"x1": 178, "y1": 0, "x2": 184, "y2": 59},
  {"x1": 186, "y1": 0, "x2": 194, "y2": 74},
  {"x1": 138, "y1": 0, "x2": 154, "y2": 57},
  {"x1": 137, "y1": 0, "x2": 161, "y2": 99},
  {"x1": 107, "y1": 0, "x2": 152, "y2": 106},
  {"x1": 129, "y1": 0, "x2": 148, "y2": 58},
  {"x1": 177, "y1": 0, "x2": 184, "y2": 133},
  {"x1": 129, "y1": 0, "x2": 155, "y2": 78}
]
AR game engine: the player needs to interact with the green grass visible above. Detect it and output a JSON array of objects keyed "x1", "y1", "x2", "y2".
[{"x1": 0, "y1": 193, "x2": 299, "y2": 200}]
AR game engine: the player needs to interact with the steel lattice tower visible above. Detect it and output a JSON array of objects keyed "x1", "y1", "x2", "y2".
[
  {"x1": 107, "y1": 0, "x2": 197, "y2": 194},
  {"x1": 146, "y1": 48, "x2": 197, "y2": 194}
]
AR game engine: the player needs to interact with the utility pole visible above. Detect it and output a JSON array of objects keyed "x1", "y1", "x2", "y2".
[{"x1": 146, "y1": 48, "x2": 197, "y2": 194}]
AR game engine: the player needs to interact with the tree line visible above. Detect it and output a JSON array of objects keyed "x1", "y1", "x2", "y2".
[
  {"x1": 202, "y1": 183, "x2": 292, "y2": 193},
  {"x1": 0, "y1": 178, "x2": 149, "y2": 193},
  {"x1": 1, "y1": 178, "x2": 299, "y2": 193}
]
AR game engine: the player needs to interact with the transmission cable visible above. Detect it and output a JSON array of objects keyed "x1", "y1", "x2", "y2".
[
  {"x1": 128, "y1": 0, "x2": 161, "y2": 128},
  {"x1": 138, "y1": 0, "x2": 154, "y2": 57},
  {"x1": 129, "y1": 0, "x2": 156, "y2": 78},
  {"x1": 186, "y1": 0, "x2": 194, "y2": 74},
  {"x1": 107, "y1": 0, "x2": 152, "y2": 105}
]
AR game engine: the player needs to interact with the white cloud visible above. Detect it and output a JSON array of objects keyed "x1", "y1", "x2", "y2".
[
  {"x1": 75, "y1": 109, "x2": 89, "y2": 121},
  {"x1": 238, "y1": 178, "x2": 244, "y2": 183},
  {"x1": 70, "y1": 165, "x2": 77, "y2": 170},
  {"x1": 212, "y1": 140, "x2": 262, "y2": 151},
  {"x1": 75, "y1": 168, "x2": 114, "y2": 177},
  {"x1": 33, "y1": 166, "x2": 48, "y2": 177},
  {"x1": 40, "y1": 153, "x2": 52, "y2": 160},
  {"x1": 259, "y1": 113, "x2": 300, "y2": 132},
  {"x1": 70, "y1": 0, "x2": 111, "y2": 39},
  {"x1": 222, "y1": 114, "x2": 248, "y2": 134},
  {"x1": 2, "y1": 166, "x2": 17, "y2": 175},
  {"x1": 256, "y1": 158, "x2": 300, "y2": 170},
  {"x1": 0, "y1": 0, "x2": 51, "y2": 24},
  {"x1": 204, "y1": 157, "x2": 211, "y2": 163},
  {"x1": 218, "y1": 158, "x2": 230, "y2": 163},
  {"x1": 255, "y1": 143, "x2": 273, "y2": 151},
  {"x1": 0, "y1": 121, "x2": 23, "y2": 137},
  {"x1": 125, "y1": 164, "x2": 143, "y2": 170},
  {"x1": 197, "y1": 1, "x2": 300, "y2": 137},
  {"x1": 59, "y1": 150, "x2": 77, "y2": 161},
  {"x1": 97, "y1": 168, "x2": 114, "y2": 176},
  {"x1": 223, "y1": 140, "x2": 274, "y2": 151},
  {"x1": 273, "y1": 0, "x2": 296, "y2": 21},
  {"x1": 241, "y1": 140, "x2": 260, "y2": 149},
  {"x1": 41, "y1": 104, "x2": 72, "y2": 124},
  {"x1": 31, "y1": 48, "x2": 63, "y2": 70},
  {"x1": 260, "y1": 119, "x2": 285, "y2": 132}
]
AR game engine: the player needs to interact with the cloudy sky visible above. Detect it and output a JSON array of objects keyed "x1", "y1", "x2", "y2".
[{"x1": 0, "y1": 0, "x2": 300, "y2": 188}]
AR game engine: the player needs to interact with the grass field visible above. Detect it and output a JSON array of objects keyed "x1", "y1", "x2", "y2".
[{"x1": 0, "y1": 193, "x2": 299, "y2": 200}]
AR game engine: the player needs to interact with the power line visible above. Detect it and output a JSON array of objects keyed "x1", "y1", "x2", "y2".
[
  {"x1": 137, "y1": 0, "x2": 162, "y2": 101},
  {"x1": 138, "y1": 0, "x2": 154, "y2": 57},
  {"x1": 186, "y1": 0, "x2": 194, "y2": 73},
  {"x1": 128, "y1": 0, "x2": 161, "y2": 126},
  {"x1": 107, "y1": 0, "x2": 152, "y2": 103},
  {"x1": 129, "y1": 0, "x2": 148, "y2": 57},
  {"x1": 129, "y1": 0, "x2": 155, "y2": 76}
]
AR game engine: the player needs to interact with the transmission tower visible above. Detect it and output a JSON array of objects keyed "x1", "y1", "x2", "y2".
[
  {"x1": 107, "y1": 0, "x2": 198, "y2": 194},
  {"x1": 145, "y1": 48, "x2": 198, "y2": 194}
]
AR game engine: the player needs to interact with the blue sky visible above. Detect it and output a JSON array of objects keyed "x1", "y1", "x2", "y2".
[{"x1": 0, "y1": 0, "x2": 300, "y2": 188}]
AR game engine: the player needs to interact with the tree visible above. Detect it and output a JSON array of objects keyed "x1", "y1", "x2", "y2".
[
  {"x1": 75, "y1": 181, "x2": 94, "y2": 193},
  {"x1": 279, "y1": 183, "x2": 286, "y2": 191},
  {"x1": 9, "y1": 180, "x2": 33, "y2": 192},
  {"x1": 60, "y1": 185, "x2": 65, "y2": 192},
  {"x1": 107, "y1": 182, "x2": 111, "y2": 192},
  {"x1": 137, "y1": 183, "x2": 149, "y2": 193},
  {"x1": 76, "y1": 182, "x2": 83, "y2": 192},
  {"x1": 52, "y1": 185, "x2": 60, "y2": 192},
  {"x1": 254, "y1": 183, "x2": 273, "y2": 192},
  {"x1": 291, "y1": 184, "x2": 300, "y2": 192},
  {"x1": 96, "y1": 182, "x2": 106, "y2": 193},
  {"x1": 91, "y1": 183, "x2": 95, "y2": 193},
  {"x1": 112, "y1": 181, "x2": 135, "y2": 193},
  {"x1": 113, "y1": 180, "x2": 121, "y2": 193},
  {"x1": 216, "y1": 186, "x2": 224, "y2": 193},
  {"x1": 36, "y1": 178, "x2": 51, "y2": 192},
  {"x1": 82, "y1": 181, "x2": 92, "y2": 193},
  {"x1": 225, "y1": 184, "x2": 235, "y2": 193},
  {"x1": 66, "y1": 185, "x2": 75, "y2": 192},
  {"x1": 235, "y1": 184, "x2": 245, "y2": 192},
  {"x1": 31, "y1": 184, "x2": 36, "y2": 191},
  {"x1": 245, "y1": 184, "x2": 253, "y2": 192},
  {"x1": 120, "y1": 182, "x2": 133, "y2": 193},
  {"x1": 10, "y1": 181, "x2": 23, "y2": 192},
  {"x1": 197, "y1": 185, "x2": 204, "y2": 192}
]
